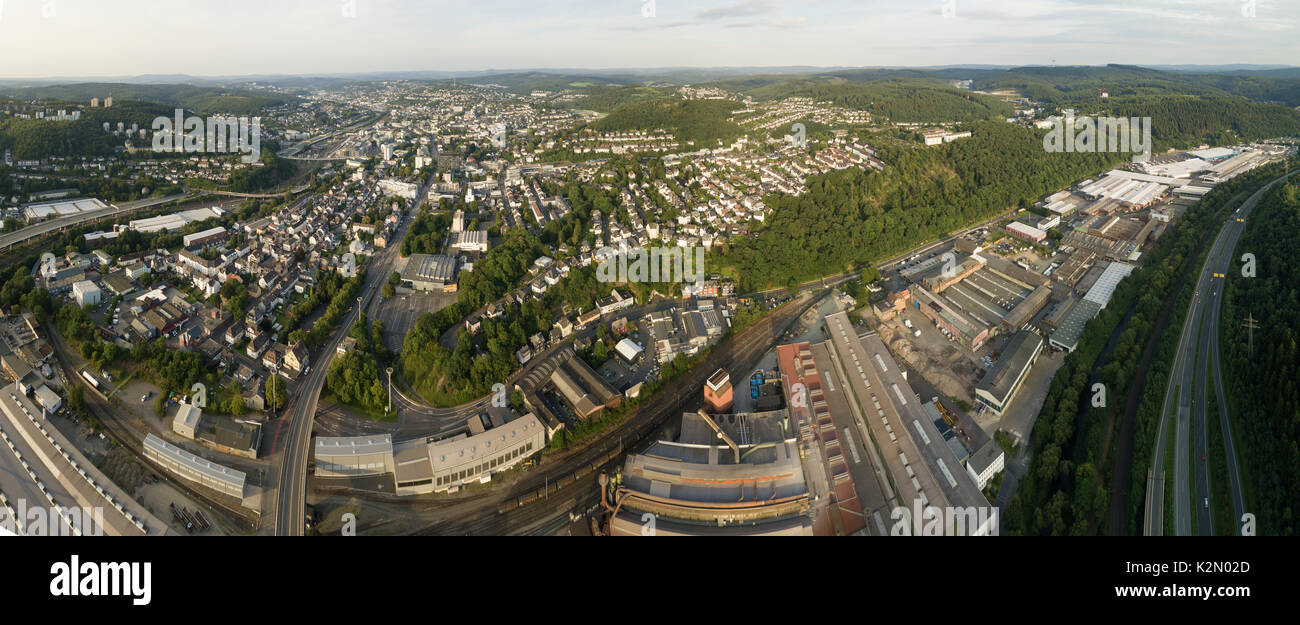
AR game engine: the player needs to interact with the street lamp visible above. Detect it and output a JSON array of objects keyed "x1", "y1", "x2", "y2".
[{"x1": 386, "y1": 367, "x2": 394, "y2": 414}]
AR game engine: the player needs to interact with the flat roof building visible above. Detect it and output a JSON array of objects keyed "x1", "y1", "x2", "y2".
[
  {"x1": 974, "y1": 331, "x2": 1045, "y2": 416},
  {"x1": 966, "y1": 441, "x2": 1006, "y2": 491},
  {"x1": 173, "y1": 403, "x2": 202, "y2": 439},
  {"x1": 1050, "y1": 299, "x2": 1103, "y2": 352},
  {"x1": 612, "y1": 409, "x2": 811, "y2": 534},
  {"x1": 315, "y1": 435, "x2": 395, "y2": 478},
  {"x1": 401, "y1": 254, "x2": 459, "y2": 293}
]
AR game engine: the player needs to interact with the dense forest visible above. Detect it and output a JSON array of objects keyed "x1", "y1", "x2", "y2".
[
  {"x1": 593, "y1": 97, "x2": 745, "y2": 147},
  {"x1": 573, "y1": 85, "x2": 674, "y2": 112},
  {"x1": 1219, "y1": 177, "x2": 1300, "y2": 535},
  {"x1": 0, "y1": 83, "x2": 296, "y2": 116},
  {"x1": 783, "y1": 79, "x2": 1014, "y2": 123},
  {"x1": 717, "y1": 121, "x2": 1121, "y2": 291},
  {"x1": 978, "y1": 64, "x2": 1300, "y2": 107},
  {"x1": 1101, "y1": 95, "x2": 1300, "y2": 150},
  {"x1": 325, "y1": 312, "x2": 394, "y2": 418},
  {"x1": 0, "y1": 117, "x2": 118, "y2": 159}
]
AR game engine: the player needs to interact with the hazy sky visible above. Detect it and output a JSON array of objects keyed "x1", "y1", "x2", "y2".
[{"x1": 0, "y1": 0, "x2": 1295, "y2": 79}]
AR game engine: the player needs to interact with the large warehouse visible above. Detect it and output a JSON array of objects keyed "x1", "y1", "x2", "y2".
[
  {"x1": 974, "y1": 330, "x2": 1045, "y2": 416},
  {"x1": 401, "y1": 254, "x2": 459, "y2": 293}
]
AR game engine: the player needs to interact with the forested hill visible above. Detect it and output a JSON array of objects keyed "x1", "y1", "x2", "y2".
[
  {"x1": 1, "y1": 83, "x2": 295, "y2": 116},
  {"x1": 979, "y1": 64, "x2": 1300, "y2": 107},
  {"x1": 716, "y1": 122, "x2": 1121, "y2": 292},
  {"x1": 1105, "y1": 95, "x2": 1300, "y2": 151},
  {"x1": 782, "y1": 79, "x2": 1014, "y2": 123},
  {"x1": 593, "y1": 97, "x2": 745, "y2": 147}
]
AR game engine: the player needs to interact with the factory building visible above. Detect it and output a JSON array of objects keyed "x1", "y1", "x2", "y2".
[
  {"x1": 1006, "y1": 222, "x2": 1047, "y2": 244},
  {"x1": 401, "y1": 254, "x2": 459, "y2": 293},
  {"x1": 966, "y1": 441, "x2": 1007, "y2": 491},
  {"x1": 607, "y1": 409, "x2": 812, "y2": 536},
  {"x1": 311, "y1": 416, "x2": 547, "y2": 496},
  {"x1": 314, "y1": 435, "x2": 396, "y2": 478},
  {"x1": 974, "y1": 330, "x2": 1044, "y2": 416},
  {"x1": 71, "y1": 280, "x2": 102, "y2": 307},
  {"x1": 142, "y1": 434, "x2": 246, "y2": 500}
]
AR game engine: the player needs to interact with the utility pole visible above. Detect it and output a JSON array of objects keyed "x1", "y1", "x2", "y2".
[{"x1": 1241, "y1": 314, "x2": 1260, "y2": 356}]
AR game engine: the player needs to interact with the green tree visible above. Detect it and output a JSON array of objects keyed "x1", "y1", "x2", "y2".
[{"x1": 265, "y1": 374, "x2": 287, "y2": 412}]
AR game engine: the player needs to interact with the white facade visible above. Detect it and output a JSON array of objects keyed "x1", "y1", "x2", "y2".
[{"x1": 72, "y1": 280, "x2": 102, "y2": 307}]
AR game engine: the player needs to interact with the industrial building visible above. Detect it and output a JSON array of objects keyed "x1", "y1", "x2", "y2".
[
  {"x1": 314, "y1": 435, "x2": 395, "y2": 478},
  {"x1": 312, "y1": 415, "x2": 547, "y2": 496},
  {"x1": 128, "y1": 207, "x2": 223, "y2": 233},
  {"x1": 173, "y1": 403, "x2": 202, "y2": 439},
  {"x1": 452, "y1": 230, "x2": 490, "y2": 253},
  {"x1": 974, "y1": 330, "x2": 1045, "y2": 416},
  {"x1": 517, "y1": 344, "x2": 622, "y2": 430},
  {"x1": 401, "y1": 254, "x2": 459, "y2": 293},
  {"x1": 400, "y1": 413, "x2": 545, "y2": 495},
  {"x1": 1050, "y1": 299, "x2": 1102, "y2": 352},
  {"x1": 821, "y1": 312, "x2": 995, "y2": 533},
  {"x1": 548, "y1": 354, "x2": 622, "y2": 420},
  {"x1": 607, "y1": 409, "x2": 813, "y2": 536},
  {"x1": 901, "y1": 252, "x2": 1049, "y2": 351},
  {"x1": 182, "y1": 226, "x2": 229, "y2": 249},
  {"x1": 71, "y1": 280, "x2": 102, "y2": 307},
  {"x1": 614, "y1": 338, "x2": 643, "y2": 363},
  {"x1": 1006, "y1": 221, "x2": 1047, "y2": 244},
  {"x1": 142, "y1": 434, "x2": 246, "y2": 500},
  {"x1": 21, "y1": 198, "x2": 109, "y2": 223},
  {"x1": 966, "y1": 441, "x2": 1006, "y2": 491}
]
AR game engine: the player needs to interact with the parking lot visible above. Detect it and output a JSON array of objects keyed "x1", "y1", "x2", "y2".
[{"x1": 374, "y1": 290, "x2": 458, "y2": 351}]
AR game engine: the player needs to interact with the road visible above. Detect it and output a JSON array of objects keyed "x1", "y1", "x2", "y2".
[
  {"x1": 1147, "y1": 169, "x2": 1294, "y2": 536},
  {"x1": 0, "y1": 193, "x2": 190, "y2": 252},
  {"x1": 269, "y1": 169, "x2": 438, "y2": 536}
]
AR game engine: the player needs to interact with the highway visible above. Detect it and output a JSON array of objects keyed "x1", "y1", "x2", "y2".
[
  {"x1": 1147, "y1": 168, "x2": 1295, "y2": 536},
  {"x1": 0, "y1": 193, "x2": 190, "y2": 252}
]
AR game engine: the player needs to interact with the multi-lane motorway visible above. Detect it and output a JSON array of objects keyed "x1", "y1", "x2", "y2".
[{"x1": 1148, "y1": 168, "x2": 1295, "y2": 536}]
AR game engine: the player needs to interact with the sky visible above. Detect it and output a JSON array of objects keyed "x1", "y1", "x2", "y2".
[{"x1": 0, "y1": 0, "x2": 1295, "y2": 79}]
